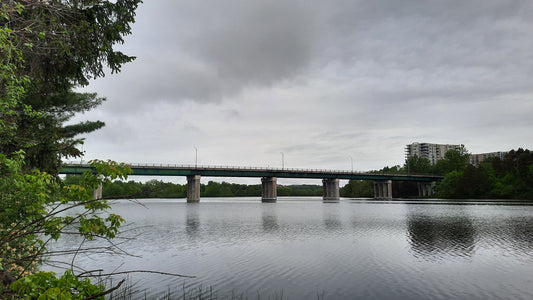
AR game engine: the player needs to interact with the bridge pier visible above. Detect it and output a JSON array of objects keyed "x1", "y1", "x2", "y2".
[
  {"x1": 322, "y1": 178, "x2": 340, "y2": 201},
  {"x1": 187, "y1": 175, "x2": 201, "y2": 202},
  {"x1": 374, "y1": 180, "x2": 392, "y2": 199},
  {"x1": 417, "y1": 182, "x2": 436, "y2": 197},
  {"x1": 93, "y1": 183, "x2": 103, "y2": 200},
  {"x1": 261, "y1": 177, "x2": 277, "y2": 203}
]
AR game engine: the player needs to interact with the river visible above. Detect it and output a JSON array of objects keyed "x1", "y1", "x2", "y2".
[{"x1": 45, "y1": 197, "x2": 533, "y2": 299}]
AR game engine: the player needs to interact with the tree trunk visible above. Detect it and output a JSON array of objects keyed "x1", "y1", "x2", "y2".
[{"x1": 0, "y1": 269, "x2": 16, "y2": 286}]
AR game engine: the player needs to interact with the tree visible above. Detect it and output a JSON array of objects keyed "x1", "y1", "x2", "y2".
[
  {"x1": 455, "y1": 164, "x2": 492, "y2": 198},
  {"x1": 1, "y1": 0, "x2": 141, "y2": 174},
  {"x1": 434, "y1": 149, "x2": 533, "y2": 200},
  {"x1": 1, "y1": 1, "x2": 143, "y2": 297},
  {"x1": 404, "y1": 155, "x2": 432, "y2": 174},
  {"x1": 0, "y1": 156, "x2": 132, "y2": 298},
  {"x1": 435, "y1": 170, "x2": 464, "y2": 198},
  {"x1": 433, "y1": 146, "x2": 470, "y2": 175},
  {"x1": 341, "y1": 180, "x2": 373, "y2": 198}
]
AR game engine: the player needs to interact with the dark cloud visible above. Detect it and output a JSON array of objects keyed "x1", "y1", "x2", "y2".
[
  {"x1": 97, "y1": 0, "x2": 319, "y2": 107},
  {"x1": 181, "y1": 0, "x2": 316, "y2": 84},
  {"x1": 94, "y1": 0, "x2": 533, "y2": 108}
]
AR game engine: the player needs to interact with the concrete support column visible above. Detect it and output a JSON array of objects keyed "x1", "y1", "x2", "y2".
[
  {"x1": 93, "y1": 183, "x2": 103, "y2": 200},
  {"x1": 261, "y1": 177, "x2": 277, "y2": 203},
  {"x1": 187, "y1": 175, "x2": 201, "y2": 203},
  {"x1": 374, "y1": 180, "x2": 392, "y2": 199},
  {"x1": 418, "y1": 182, "x2": 436, "y2": 197},
  {"x1": 322, "y1": 178, "x2": 340, "y2": 201}
]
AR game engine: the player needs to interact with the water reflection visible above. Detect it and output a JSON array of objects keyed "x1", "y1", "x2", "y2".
[
  {"x1": 510, "y1": 217, "x2": 533, "y2": 255},
  {"x1": 478, "y1": 214, "x2": 533, "y2": 258},
  {"x1": 185, "y1": 204, "x2": 200, "y2": 238},
  {"x1": 323, "y1": 206, "x2": 342, "y2": 232},
  {"x1": 262, "y1": 204, "x2": 279, "y2": 233},
  {"x1": 407, "y1": 207, "x2": 476, "y2": 260},
  {"x1": 44, "y1": 199, "x2": 533, "y2": 299}
]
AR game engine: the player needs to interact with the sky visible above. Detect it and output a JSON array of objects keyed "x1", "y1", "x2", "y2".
[{"x1": 72, "y1": 0, "x2": 533, "y2": 184}]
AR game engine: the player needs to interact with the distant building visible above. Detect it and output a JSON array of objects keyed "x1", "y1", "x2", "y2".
[
  {"x1": 469, "y1": 151, "x2": 507, "y2": 166},
  {"x1": 405, "y1": 142, "x2": 464, "y2": 164}
]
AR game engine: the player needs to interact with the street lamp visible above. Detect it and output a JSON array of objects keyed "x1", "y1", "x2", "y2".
[
  {"x1": 281, "y1": 152, "x2": 284, "y2": 170},
  {"x1": 194, "y1": 147, "x2": 198, "y2": 168},
  {"x1": 350, "y1": 156, "x2": 354, "y2": 172}
]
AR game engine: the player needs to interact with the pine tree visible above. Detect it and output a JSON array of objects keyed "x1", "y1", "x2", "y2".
[{"x1": 1, "y1": 0, "x2": 141, "y2": 174}]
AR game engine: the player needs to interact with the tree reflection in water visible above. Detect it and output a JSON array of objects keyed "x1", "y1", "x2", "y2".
[{"x1": 407, "y1": 207, "x2": 476, "y2": 260}]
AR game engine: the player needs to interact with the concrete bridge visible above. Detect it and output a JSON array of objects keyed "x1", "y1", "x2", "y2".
[{"x1": 60, "y1": 163, "x2": 443, "y2": 202}]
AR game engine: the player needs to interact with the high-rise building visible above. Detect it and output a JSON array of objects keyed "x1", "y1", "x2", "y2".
[
  {"x1": 469, "y1": 151, "x2": 507, "y2": 166},
  {"x1": 405, "y1": 142, "x2": 464, "y2": 164}
]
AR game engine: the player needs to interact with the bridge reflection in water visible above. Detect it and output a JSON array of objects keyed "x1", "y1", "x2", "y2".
[{"x1": 59, "y1": 163, "x2": 443, "y2": 202}]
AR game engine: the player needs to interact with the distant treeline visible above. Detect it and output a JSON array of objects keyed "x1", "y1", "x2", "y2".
[
  {"x1": 342, "y1": 148, "x2": 533, "y2": 200},
  {"x1": 62, "y1": 176, "x2": 323, "y2": 198}
]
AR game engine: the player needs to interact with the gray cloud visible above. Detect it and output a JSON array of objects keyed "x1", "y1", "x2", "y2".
[
  {"x1": 182, "y1": 0, "x2": 316, "y2": 84},
  {"x1": 93, "y1": 0, "x2": 319, "y2": 108},
  {"x1": 74, "y1": 0, "x2": 533, "y2": 174}
]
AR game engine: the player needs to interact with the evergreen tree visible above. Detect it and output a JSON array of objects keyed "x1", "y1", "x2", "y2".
[{"x1": 0, "y1": 0, "x2": 141, "y2": 174}]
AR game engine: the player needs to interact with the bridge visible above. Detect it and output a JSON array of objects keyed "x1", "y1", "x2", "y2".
[{"x1": 60, "y1": 163, "x2": 443, "y2": 202}]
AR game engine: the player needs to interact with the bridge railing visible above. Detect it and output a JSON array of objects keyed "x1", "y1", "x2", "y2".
[
  {"x1": 144, "y1": 163, "x2": 352, "y2": 173},
  {"x1": 61, "y1": 161, "x2": 441, "y2": 178},
  {"x1": 62, "y1": 161, "x2": 362, "y2": 174}
]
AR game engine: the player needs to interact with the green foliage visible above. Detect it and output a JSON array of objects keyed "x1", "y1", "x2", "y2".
[
  {"x1": 433, "y1": 147, "x2": 470, "y2": 175},
  {"x1": 1, "y1": 0, "x2": 142, "y2": 174},
  {"x1": 373, "y1": 165, "x2": 403, "y2": 174},
  {"x1": 0, "y1": 157, "x2": 131, "y2": 297},
  {"x1": 435, "y1": 149, "x2": 533, "y2": 199},
  {"x1": 78, "y1": 178, "x2": 325, "y2": 199},
  {"x1": 341, "y1": 180, "x2": 373, "y2": 198},
  {"x1": 368, "y1": 146, "x2": 533, "y2": 199},
  {"x1": 277, "y1": 184, "x2": 322, "y2": 197},
  {"x1": 435, "y1": 170, "x2": 464, "y2": 198},
  {"x1": 8, "y1": 270, "x2": 105, "y2": 300},
  {"x1": 1, "y1": 2, "x2": 140, "y2": 298},
  {"x1": 405, "y1": 155, "x2": 432, "y2": 174}
]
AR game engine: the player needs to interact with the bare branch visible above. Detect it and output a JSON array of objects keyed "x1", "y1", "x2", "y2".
[
  {"x1": 79, "y1": 270, "x2": 196, "y2": 279},
  {"x1": 82, "y1": 278, "x2": 126, "y2": 300}
]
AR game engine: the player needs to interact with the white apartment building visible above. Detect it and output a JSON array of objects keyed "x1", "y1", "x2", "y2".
[{"x1": 405, "y1": 142, "x2": 464, "y2": 164}]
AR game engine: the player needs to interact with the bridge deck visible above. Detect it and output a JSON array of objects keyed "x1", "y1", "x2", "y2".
[{"x1": 60, "y1": 163, "x2": 443, "y2": 182}]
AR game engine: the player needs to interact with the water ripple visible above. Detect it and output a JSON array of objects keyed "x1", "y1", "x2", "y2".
[{"x1": 44, "y1": 199, "x2": 533, "y2": 299}]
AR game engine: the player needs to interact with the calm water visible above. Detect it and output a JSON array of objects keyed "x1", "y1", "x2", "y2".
[{"x1": 45, "y1": 197, "x2": 533, "y2": 299}]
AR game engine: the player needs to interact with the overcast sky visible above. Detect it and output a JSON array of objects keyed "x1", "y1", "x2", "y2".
[{"x1": 72, "y1": 0, "x2": 533, "y2": 183}]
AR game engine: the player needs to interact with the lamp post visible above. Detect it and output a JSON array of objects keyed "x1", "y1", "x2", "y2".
[
  {"x1": 350, "y1": 156, "x2": 354, "y2": 172},
  {"x1": 281, "y1": 152, "x2": 284, "y2": 170},
  {"x1": 194, "y1": 147, "x2": 198, "y2": 168}
]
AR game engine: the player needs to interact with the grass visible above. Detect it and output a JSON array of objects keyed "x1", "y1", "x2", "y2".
[{"x1": 103, "y1": 282, "x2": 327, "y2": 300}]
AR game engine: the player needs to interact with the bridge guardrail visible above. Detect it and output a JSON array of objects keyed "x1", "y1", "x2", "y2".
[
  {"x1": 62, "y1": 161, "x2": 442, "y2": 178},
  {"x1": 64, "y1": 161, "x2": 356, "y2": 174}
]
